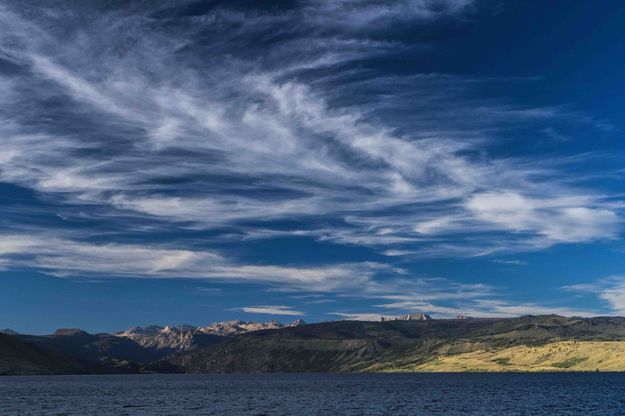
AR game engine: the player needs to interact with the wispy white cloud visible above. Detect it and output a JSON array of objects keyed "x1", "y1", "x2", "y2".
[
  {"x1": 0, "y1": 0, "x2": 620, "y2": 287},
  {"x1": 327, "y1": 312, "x2": 384, "y2": 321},
  {"x1": 563, "y1": 276, "x2": 625, "y2": 316},
  {"x1": 0, "y1": 233, "x2": 524, "y2": 314},
  {"x1": 307, "y1": 0, "x2": 474, "y2": 30},
  {"x1": 491, "y1": 259, "x2": 527, "y2": 266},
  {"x1": 0, "y1": 234, "x2": 383, "y2": 292},
  {"x1": 467, "y1": 192, "x2": 620, "y2": 243},
  {"x1": 238, "y1": 305, "x2": 304, "y2": 316}
]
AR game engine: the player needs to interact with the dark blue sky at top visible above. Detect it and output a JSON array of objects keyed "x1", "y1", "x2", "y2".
[{"x1": 1, "y1": 0, "x2": 625, "y2": 334}]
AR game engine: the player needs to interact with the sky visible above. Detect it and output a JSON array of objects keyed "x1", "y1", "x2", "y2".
[{"x1": 2, "y1": 1, "x2": 625, "y2": 334}]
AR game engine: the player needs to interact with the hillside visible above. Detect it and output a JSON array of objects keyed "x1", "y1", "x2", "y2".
[
  {"x1": 170, "y1": 315, "x2": 625, "y2": 373},
  {"x1": 395, "y1": 340, "x2": 625, "y2": 372},
  {"x1": 15, "y1": 329, "x2": 168, "y2": 373},
  {"x1": 0, "y1": 333, "x2": 81, "y2": 375},
  {"x1": 20, "y1": 329, "x2": 156, "y2": 360}
]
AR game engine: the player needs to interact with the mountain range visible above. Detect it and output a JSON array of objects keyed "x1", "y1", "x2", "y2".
[
  {"x1": 0, "y1": 319, "x2": 306, "y2": 375},
  {"x1": 117, "y1": 319, "x2": 303, "y2": 349},
  {"x1": 6, "y1": 315, "x2": 625, "y2": 375}
]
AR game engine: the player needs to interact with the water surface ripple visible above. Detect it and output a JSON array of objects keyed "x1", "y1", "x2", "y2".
[{"x1": 1, "y1": 373, "x2": 624, "y2": 415}]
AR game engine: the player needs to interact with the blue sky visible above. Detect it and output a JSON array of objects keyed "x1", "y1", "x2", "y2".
[{"x1": 2, "y1": 1, "x2": 625, "y2": 334}]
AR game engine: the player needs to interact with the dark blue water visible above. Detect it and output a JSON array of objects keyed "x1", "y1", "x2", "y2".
[{"x1": 2, "y1": 373, "x2": 625, "y2": 415}]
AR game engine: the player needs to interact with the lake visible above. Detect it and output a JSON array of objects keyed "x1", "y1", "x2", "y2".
[{"x1": 1, "y1": 373, "x2": 625, "y2": 415}]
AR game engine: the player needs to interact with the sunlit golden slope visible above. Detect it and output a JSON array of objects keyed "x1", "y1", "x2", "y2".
[{"x1": 385, "y1": 341, "x2": 625, "y2": 372}]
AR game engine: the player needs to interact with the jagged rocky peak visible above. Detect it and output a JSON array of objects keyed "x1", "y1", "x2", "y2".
[
  {"x1": 381, "y1": 313, "x2": 432, "y2": 322},
  {"x1": 178, "y1": 324, "x2": 197, "y2": 331},
  {"x1": 289, "y1": 319, "x2": 307, "y2": 327},
  {"x1": 122, "y1": 323, "x2": 200, "y2": 336},
  {"x1": 239, "y1": 320, "x2": 284, "y2": 331},
  {"x1": 220, "y1": 320, "x2": 246, "y2": 325},
  {"x1": 116, "y1": 319, "x2": 293, "y2": 351},
  {"x1": 120, "y1": 324, "x2": 202, "y2": 336},
  {"x1": 117, "y1": 324, "x2": 204, "y2": 351},
  {"x1": 258, "y1": 320, "x2": 283, "y2": 329},
  {"x1": 120, "y1": 325, "x2": 164, "y2": 336},
  {"x1": 199, "y1": 319, "x2": 285, "y2": 336},
  {"x1": 0, "y1": 328, "x2": 19, "y2": 335}
]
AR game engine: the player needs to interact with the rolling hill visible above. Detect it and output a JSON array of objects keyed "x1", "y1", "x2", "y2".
[
  {"x1": 0, "y1": 333, "x2": 81, "y2": 375},
  {"x1": 170, "y1": 315, "x2": 625, "y2": 373}
]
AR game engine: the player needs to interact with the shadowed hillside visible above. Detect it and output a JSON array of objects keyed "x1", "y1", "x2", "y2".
[
  {"x1": 0, "y1": 333, "x2": 82, "y2": 375},
  {"x1": 15, "y1": 329, "x2": 184, "y2": 373}
]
